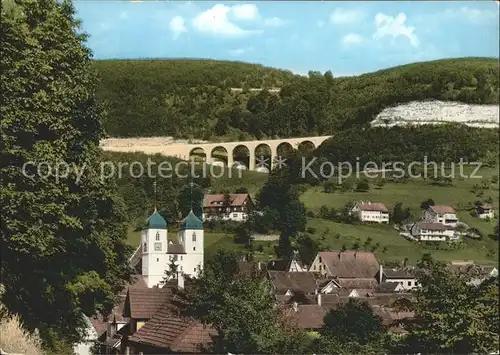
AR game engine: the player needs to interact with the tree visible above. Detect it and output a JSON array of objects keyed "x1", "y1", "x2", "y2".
[
  {"x1": 392, "y1": 202, "x2": 411, "y2": 224},
  {"x1": 419, "y1": 198, "x2": 435, "y2": 210},
  {"x1": 356, "y1": 180, "x2": 370, "y2": 192},
  {"x1": 177, "y1": 183, "x2": 204, "y2": 219},
  {"x1": 161, "y1": 258, "x2": 179, "y2": 285},
  {"x1": 315, "y1": 298, "x2": 386, "y2": 354},
  {"x1": 234, "y1": 187, "x2": 248, "y2": 193},
  {"x1": 296, "y1": 234, "x2": 321, "y2": 266},
  {"x1": 175, "y1": 249, "x2": 302, "y2": 353},
  {"x1": 396, "y1": 259, "x2": 499, "y2": 354},
  {"x1": 1, "y1": 0, "x2": 132, "y2": 350}
]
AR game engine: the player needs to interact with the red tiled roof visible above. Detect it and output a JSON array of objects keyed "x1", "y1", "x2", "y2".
[
  {"x1": 318, "y1": 251, "x2": 380, "y2": 278},
  {"x1": 414, "y1": 221, "x2": 453, "y2": 231},
  {"x1": 357, "y1": 202, "x2": 389, "y2": 213},
  {"x1": 429, "y1": 205, "x2": 456, "y2": 214},
  {"x1": 268, "y1": 271, "x2": 319, "y2": 294},
  {"x1": 124, "y1": 287, "x2": 173, "y2": 319},
  {"x1": 89, "y1": 276, "x2": 147, "y2": 336},
  {"x1": 128, "y1": 304, "x2": 216, "y2": 352},
  {"x1": 335, "y1": 278, "x2": 378, "y2": 289},
  {"x1": 203, "y1": 193, "x2": 250, "y2": 208},
  {"x1": 286, "y1": 305, "x2": 327, "y2": 329}
]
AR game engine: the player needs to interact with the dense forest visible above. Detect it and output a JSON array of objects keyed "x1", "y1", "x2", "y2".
[{"x1": 94, "y1": 57, "x2": 499, "y2": 139}]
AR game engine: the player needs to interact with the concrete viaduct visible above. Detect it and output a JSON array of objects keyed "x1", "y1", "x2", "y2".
[{"x1": 101, "y1": 135, "x2": 332, "y2": 171}]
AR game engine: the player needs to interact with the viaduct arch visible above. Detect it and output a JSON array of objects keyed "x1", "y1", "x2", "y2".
[
  {"x1": 179, "y1": 136, "x2": 332, "y2": 171},
  {"x1": 101, "y1": 135, "x2": 333, "y2": 172}
]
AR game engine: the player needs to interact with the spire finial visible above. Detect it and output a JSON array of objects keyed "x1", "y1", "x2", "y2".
[
  {"x1": 189, "y1": 180, "x2": 194, "y2": 212},
  {"x1": 153, "y1": 179, "x2": 157, "y2": 211}
]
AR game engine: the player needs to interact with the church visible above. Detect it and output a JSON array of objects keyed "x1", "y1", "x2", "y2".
[{"x1": 141, "y1": 208, "x2": 204, "y2": 288}]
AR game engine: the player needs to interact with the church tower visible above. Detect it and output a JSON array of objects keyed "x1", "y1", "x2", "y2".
[
  {"x1": 178, "y1": 210, "x2": 204, "y2": 278},
  {"x1": 141, "y1": 209, "x2": 168, "y2": 287}
]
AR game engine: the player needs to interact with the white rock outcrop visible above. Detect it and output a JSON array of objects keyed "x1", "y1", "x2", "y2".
[{"x1": 371, "y1": 100, "x2": 499, "y2": 128}]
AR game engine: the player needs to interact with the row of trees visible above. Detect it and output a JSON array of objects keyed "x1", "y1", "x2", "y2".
[
  {"x1": 174, "y1": 250, "x2": 499, "y2": 354},
  {"x1": 96, "y1": 56, "x2": 499, "y2": 139}
]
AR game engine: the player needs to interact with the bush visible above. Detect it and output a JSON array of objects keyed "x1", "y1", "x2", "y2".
[
  {"x1": 356, "y1": 180, "x2": 370, "y2": 192},
  {"x1": 306, "y1": 210, "x2": 316, "y2": 218},
  {"x1": 0, "y1": 311, "x2": 44, "y2": 355},
  {"x1": 306, "y1": 227, "x2": 316, "y2": 234}
]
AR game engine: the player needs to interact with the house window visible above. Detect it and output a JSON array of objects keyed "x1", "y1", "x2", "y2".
[
  {"x1": 408, "y1": 281, "x2": 412, "y2": 287},
  {"x1": 193, "y1": 247, "x2": 196, "y2": 251},
  {"x1": 157, "y1": 258, "x2": 159, "y2": 262},
  {"x1": 192, "y1": 232, "x2": 196, "y2": 242},
  {"x1": 143, "y1": 242, "x2": 147, "y2": 252},
  {"x1": 313, "y1": 265, "x2": 317, "y2": 271},
  {"x1": 194, "y1": 268, "x2": 196, "y2": 272},
  {"x1": 233, "y1": 213, "x2": 237, "y2": 218},
  {"x1": 156, "y1": 232, "x2": 160, "y2": 241},
  {"x1": 319, "y1": 257, "x2": 322, "y2": 263},
  {"x1": 180, "y1": 256, "x2": 183, "y2": 260}
]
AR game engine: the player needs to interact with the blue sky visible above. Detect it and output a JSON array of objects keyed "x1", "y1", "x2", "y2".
[{"x1": 75, "y1": 1, "x2": 499, "y2": 76}]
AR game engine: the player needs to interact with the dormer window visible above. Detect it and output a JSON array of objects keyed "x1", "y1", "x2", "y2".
[
  {"x1": 156, "y1": 232, "x2": 160, "y2": 241},
  {"x1": 192, "y1": 232, "x2": 196, "y2": 242},
  {"x1": 143, "y1": 242, "x2": 147, "y2": 252}
]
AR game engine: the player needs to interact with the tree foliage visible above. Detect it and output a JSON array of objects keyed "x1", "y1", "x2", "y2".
[
  {"x1": 395, "y1": 259, "x2": 499, "y2": 354},
  {"x1": 94, "y1": 57, "x2": 499, "y2": 139},
  {"x1": 1, "y1": 0, "x2": 132, "y2": 350}
]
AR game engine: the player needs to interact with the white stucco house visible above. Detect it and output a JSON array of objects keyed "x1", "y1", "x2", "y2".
[
  {"x1": 423, "y1": 205, "x2": 458, "y2": 227},
  {"x1": 476, "y1": 204, "x2": 495, "y2": 219},
  {"x1": 378, "y1": 265, "x2": 419, "y2": 290},
  {"x1": 202, "y1": 193, "x2": 254, "y2": 222},
  {"x1": 73, "y1": 315, "x2": 98, "y2": 355},
  {"x1": 410, "y1": 221, "x2": 457, "y2": 242},
  {"x1": 141, "y1": 209, "x2": 204, "y2": 287},
  {"x1": 350, "y1": 201, "x2": 390, "y2": 223}
]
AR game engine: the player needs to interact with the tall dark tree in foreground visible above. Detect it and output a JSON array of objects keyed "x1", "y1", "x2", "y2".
[
  {"x1": 175, "y1": 249, "x2": 310, "y2": 354},
  {"x1": 314, "y1": 298, "x2": 387, "y2": 354},
  {"x1": 1, "y1": 0, "x2": 132, "y2": 351}
]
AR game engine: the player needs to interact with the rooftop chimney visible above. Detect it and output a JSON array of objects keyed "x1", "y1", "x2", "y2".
[
  {"x1": 177, "y1": 271, "x2": 185, "y2": 290},
  {"x1": 317, "y1": 293, "x2": 322, "y2": 306},
  {"x1": 379, "y1": 264, "x2": 383, "y2": 284},
  {"x1": 292, "y1": 302, "x2": 298, "y2": 312}
]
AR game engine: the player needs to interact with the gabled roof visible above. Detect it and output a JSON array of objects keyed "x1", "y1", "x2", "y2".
[
  {"x1": 335, "y1": 278, "x2": 378, "y2": 289},
  {"x1": 203, "y1": 193, "x2": 250, "y2": 208},
  {"x1": 267, "y1": 271, "x2": 319, "y2": 294},
  {"x1": 124, "y1": 287, "x2": 173, "y2": 319},
  {"x1": 285, "y1": 305, "x2": 327, "y2": 330},
  {"x1": 356, "y1": 202, "x2": 389, "y2": 213},
  {"x1": 167, "y1": 242, "x2": 186, "y2": 254},
  {"x1": 376, "y1": 282, "x2": 403, "y2": 293},
  {"x1": 383, "y1": 268, "x2": 418, "y2": 279},
  {"x1": 413, "y1": 221, "x2": 451, "y2": 231},
  {"x1": 429, "y1": 205, "x2": 456, "y2": 214},
  {"x1": 317, "y1": 251, "x2": 380, "y2": 278},
  {"x1": 128, "y1": 304, "x2": 216, "y2": 353}
]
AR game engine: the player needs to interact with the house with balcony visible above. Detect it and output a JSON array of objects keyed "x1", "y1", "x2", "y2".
[
  {"x1": 410, "y1": 221, "x2": 457, "y2": 242},
  {"x1": 422, "y1": 205, "x2": 458, "y2": 227},
  {"x1": 202, "y1": 193, "x2": 254, "y2": 222},
  {"x1": 350, "y1": 201, "x2": 390, "y2": 223}
]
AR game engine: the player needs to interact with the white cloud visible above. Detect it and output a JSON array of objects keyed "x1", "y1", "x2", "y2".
[
  {"x1": 444, "y1": 6, "x2": 498, "y2": 23},
  {"x1": 229, "y1": 47, "x2": 254, "y2": 56},
  {"x1": 373, "y1": 13, "x2": 419, "y2": 47},
  {"x1": 231, "y1": 4, "x2": 259, "y2": 20},
  {"x1": 330, "y1": 8, "x2": 364, "y2": 24},
  {"x1": 342, "y1": 33, "x2": 364, "y2": 46},
  {"x1": 264, "y1": 17, "x2": 285, "y2": 27},
  {"x1": 170, "y1": 16, "x2": 187, "y2": 39},
  {"x1": 192, "y1": 4, "x2": 261, "y2": 36}
]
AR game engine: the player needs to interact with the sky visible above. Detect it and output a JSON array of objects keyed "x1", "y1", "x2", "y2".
[{"x1": 75, "y1": 1, "x2": 499, "y2": 76}]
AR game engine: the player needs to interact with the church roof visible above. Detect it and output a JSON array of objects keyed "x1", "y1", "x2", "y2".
[
  {"x1": 180, "y1": 210, "x2": 203, "y2": 230},
  {"x1": 145, "y1": 209, "x2": 167, "y2": 230}
]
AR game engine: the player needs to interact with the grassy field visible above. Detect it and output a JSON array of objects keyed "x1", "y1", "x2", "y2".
[{"x1": 128, "y1": 166, "x2": 498, "y2": 265}]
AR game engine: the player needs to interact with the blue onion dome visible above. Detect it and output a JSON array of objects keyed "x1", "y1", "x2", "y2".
[{"x1": 180, "y1": 210, "x2": 203, "y2": 230}]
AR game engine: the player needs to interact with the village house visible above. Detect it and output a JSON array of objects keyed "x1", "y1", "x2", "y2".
[
  {"x1": 448, "y1": 261, "x2": 499, "y2": 286},
  {"x1": 410, "y1": 221, "x2": 457, "y2": 242},
  {"x1": 422, "y1": 205, "x2": 458, "y2": 226},
  {"x1": 266, "y1": 251, "x2": 307, "y2": 272},
  {"x1": 378, "y1": 265, "x2": 419, "y2": 290},
  {"x1": 267, "y1": 271, "x2": 320, "y2": 297},
  {"x1": 476, "y1": 203, "x2": 495, "y2": 219},
  {"x1": 350, "y1": 201, "x2": 390, "y2": 223},
  {"x1": 309, "y1": 251, "x2": 380, "y2": 279},
  {"x1": 202, "y1": 193, "x2": 254, "y2": 222}
]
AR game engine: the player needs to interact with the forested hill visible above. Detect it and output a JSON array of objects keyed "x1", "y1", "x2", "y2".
[{"x1": 94, "y1": 57, "x2": 499, "y2": 139}]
